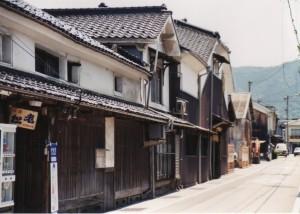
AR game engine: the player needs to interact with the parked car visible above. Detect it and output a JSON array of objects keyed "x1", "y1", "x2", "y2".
[
  {"x1": 274, "y1": 143, "x2": 288, "y2": 157},
  {"x1": 294, "y1": 147, "x2": 300, "y2": 156}
]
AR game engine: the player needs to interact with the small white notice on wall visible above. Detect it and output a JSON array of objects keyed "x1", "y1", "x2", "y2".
[{"x1": 50, "y1": 162, "x2": 58, "y2": 213}]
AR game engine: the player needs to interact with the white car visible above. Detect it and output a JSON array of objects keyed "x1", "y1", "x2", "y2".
[
  {"x1": 274, "y1": 143, "x2": 288, "y2": 157},
  {"x1": 294, "y1": 147, "x2": 300, "y2": 156}
]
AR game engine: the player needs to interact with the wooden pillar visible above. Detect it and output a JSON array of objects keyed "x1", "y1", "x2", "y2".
[
  {"x1": 103, "y1": 117, "x2": 115, "y2": 210},
  {"x1": 198, "y1": 134, "x2": 202, "y2": 183},
  {"x1": 150, "y1": 146, "x2": 156, "y2": 198}
]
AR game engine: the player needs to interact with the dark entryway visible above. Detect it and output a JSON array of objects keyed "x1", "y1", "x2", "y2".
[
  {"x1": 15, "y1": 115, "x2": 48, "y2": 213},
  {"x1": 211, "y1": 140, "x2": 221, "y2": 179}
]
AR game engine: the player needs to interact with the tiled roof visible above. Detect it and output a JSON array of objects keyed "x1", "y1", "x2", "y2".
[
  {"x1": 0, "y1": 65, "x2": 209, "y2": 132},
  {"x1": 0, "y1": 0, "x2": 149, "y2": 74},
  {"x1": 44, "y1": 6, "x2": 171, "y2": 40},
  {"x1": 0, "y1": 65, "x2": 165, "y2": 122},
  {"x1": 150, "y1": 109, "x2": 211, "y2": 133},
  {"x1": 231, "y1": 92, "x2": 252, "y2": 119},
  {"x1": 175, "y1": 20, "x2": 218, "y2": 64}
]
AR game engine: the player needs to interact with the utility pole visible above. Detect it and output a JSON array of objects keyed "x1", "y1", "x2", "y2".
[
  {"x1": 284, "y1": 96, "x2": 289, "y2": 153},
  {"x1": 248, "y1": 81, "x2": 252, "y2": 92}
]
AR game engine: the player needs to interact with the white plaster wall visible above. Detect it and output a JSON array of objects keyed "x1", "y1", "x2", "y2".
[
  {"x1": 80, "y1": 61, "x2": 114, "y2": 96},
  {"x1": 11, "y1": 31, "x2": 35, "y2": 72},
  {"x1": 181, "y1": 62, "x2": 198, "y2": 98},
  {"x1": 0, "y1": 9, "x2": 148, "y2": 105},
  {"x1": 163, "y1": 68, "x2": 170, "y2": 110},
  {"x1": 121, "y1": 77, "x2": 141, "y2": 103}
]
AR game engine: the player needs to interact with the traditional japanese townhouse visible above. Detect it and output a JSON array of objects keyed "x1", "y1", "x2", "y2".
[
  {"x1": 45, "y1": 3, "x2": 211, "y2": 206},
  {"x1": 230, "y1": 92, "x2": 254, "y2": 168},
  {"x1": 252, "y1": 103, "x2": 278, "y2": 161},
  {"x1": 175, "y1": 20, "x2": 235, "y2": 183},
  {"x1": 283, "y1": 119, "x2": 300, "y2": 152},
  {"x1": 0, "y1": 1, "x2": 203, "y2": 212}
]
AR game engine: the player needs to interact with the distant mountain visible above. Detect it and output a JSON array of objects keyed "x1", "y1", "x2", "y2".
[{"x1": 233, "y1": 60, "x2": 300, "y2": 119}]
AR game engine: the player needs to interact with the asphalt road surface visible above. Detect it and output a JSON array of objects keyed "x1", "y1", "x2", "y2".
[{"x1": 112, "y1": 155, "x2": 300, "y2": 213}]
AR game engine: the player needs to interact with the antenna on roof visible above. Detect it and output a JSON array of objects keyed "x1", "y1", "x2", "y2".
[
  {"x1": 98, "y1": 2, "x2": 108, "y2": 8},
  {"x1": 182, "y1": 18, "x2": 188, "y2": 23}
]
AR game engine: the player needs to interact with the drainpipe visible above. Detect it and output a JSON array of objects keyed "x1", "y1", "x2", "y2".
[
  {"x1": 209, "y1": 66, "x2": 214, "y2": 180},
  {"x1": 146, "y1": 41, "x2": 159, "y2": 199},
  {"x1": 198, "y1": 73, "x2": 202, "y2": 183}
]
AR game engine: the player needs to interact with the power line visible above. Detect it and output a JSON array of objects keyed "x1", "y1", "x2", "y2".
[
  {"x1": 287, "y1": 0, "x2": 300, "y2": 54},
  {"x1": 11, "y1": 38, "x2": 61, "y2": 77}
]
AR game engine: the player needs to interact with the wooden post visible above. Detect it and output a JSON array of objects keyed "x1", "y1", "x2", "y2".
[
  {"x1": 198, "y1": 134, "x2": 202, "y2": 183},
  {"x1": 150, "y1": 146, "x2": 156, "y2": 198}
]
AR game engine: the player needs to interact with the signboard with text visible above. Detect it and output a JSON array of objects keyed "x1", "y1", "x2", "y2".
[
  {"x1": 9, "y1": 107, "x2": 38, "y2": 130},
  {"x1": 48, "y1": 142, "x2": 58, "y2": 213}
]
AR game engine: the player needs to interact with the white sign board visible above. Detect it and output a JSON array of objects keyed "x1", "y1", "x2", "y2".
[{"x1": 50, "y1": 162, "x2": 58, "y2": 213}]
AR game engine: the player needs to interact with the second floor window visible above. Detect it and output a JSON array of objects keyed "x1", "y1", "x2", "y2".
[
  {"x1": 151, "y1": 57, "x2": 164, "y2": 104},
  {"x1": 114, "y1": 76, "x2": 123, "y2": 94},
  {"x1": 67, "y1": 61, "x2": 81, "y2": 84},
  {"x1": 290, "y1": 129, "x2": 300, "y2": 139},
  {"x1": 35, "y1": 47, "x2": 59, "y2": 78},
  {"x1": 0, "y1": 34, "x2": 12, "y2": 64}
]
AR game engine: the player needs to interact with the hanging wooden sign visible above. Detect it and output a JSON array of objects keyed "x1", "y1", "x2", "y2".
[{"x1": 9, "y1": 107, "x2": 38, "y2": 130}]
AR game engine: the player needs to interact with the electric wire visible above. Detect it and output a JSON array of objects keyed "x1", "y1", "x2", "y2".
[
  {"x1": 11, "y1": 37, "x2": 61, "y2": 78},
  {"x1": 287, "y1": 0, "x2": 300, "y2": 54}
]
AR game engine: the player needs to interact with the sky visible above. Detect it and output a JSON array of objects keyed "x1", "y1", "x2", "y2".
[{"x1": 25, "y1": 0, "x2": 300, "y2": 67}]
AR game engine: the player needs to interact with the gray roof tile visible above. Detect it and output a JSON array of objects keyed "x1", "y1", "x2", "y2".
[
  {"x1": 44, "y1": 6, "x2": 171, "y2": 40},
  {"x1": 0, "y1": 65, "x2": 165, "y2": 122},
  {"x1": 0, "y1": 0, "x2": 149, "y2": 74},
  {"x1": 0, "y1": 65, "x2": 208, "y2": 131},
  {"x1": 175, "y1": 20, "x2": 218, "y2": 64}
]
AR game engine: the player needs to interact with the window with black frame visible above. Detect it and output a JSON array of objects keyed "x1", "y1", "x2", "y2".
[
  {"x1": 150, "y1": 53, "x2": 164, "y2": 104},
  {"x1": 35, "y1": 47, "x2": 59, "y2": 78},
  {"x1": 0, "y1": 34, "x2": 12, "y2": 64},
  {"x1": 156, "y1": 136, "x2": 175, "y2": 181}
]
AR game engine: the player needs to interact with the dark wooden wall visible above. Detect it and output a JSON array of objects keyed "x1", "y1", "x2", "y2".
[
  {"x1": 252, "y1": 109, "x2": 268, "y2": 153},
  {"x1": 220, "y1": 131, "x2": 228, "y2": 175},
  {"x1": 180, "y1": 91, "x2": 199, "y2": 125},
  {"x1": 181, "y1": 132, "x2": 199, "y2": 186},
  {"x1": 15, "y1": 115, "x2": 49, "y2": 213},
  {"x1": 53, "y1": 115, "x2": 105, "y2": 211},
  {"x1": 169, "y1": 63, "x2": 180, "y2": 114},
  {"x1": 212, "y1": 76, "x2": 229, "y2": 121},
  {"x1": 201, "y1": 134, "x2": 210, "y2": 183},
  {"x1": 115, "y1": 119, "x2": 150, "y2": 200},
  {"x1": 201, "y1": 74, "x2": 229, "y2": 128}
]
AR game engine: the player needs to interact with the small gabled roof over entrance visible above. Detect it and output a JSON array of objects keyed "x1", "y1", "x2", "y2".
[{"x1": 231, "y1": 92, "x2": 253, "y2": 119}]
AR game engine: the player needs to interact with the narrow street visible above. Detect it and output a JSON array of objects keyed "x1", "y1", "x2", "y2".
[{"x1": 113, "y1": 156, "x2": 300, "y2": 213}]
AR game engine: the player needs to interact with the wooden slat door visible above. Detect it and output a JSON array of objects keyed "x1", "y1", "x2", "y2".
[{"x1": 115, "y1": 119, "x2": 150, "y2": 199}]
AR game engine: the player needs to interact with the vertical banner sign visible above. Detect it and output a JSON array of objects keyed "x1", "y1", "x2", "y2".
[{"x1": 49, "y1": 143, "x2": 58, "y2": 213}]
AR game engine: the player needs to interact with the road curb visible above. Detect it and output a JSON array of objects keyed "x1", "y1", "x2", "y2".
[{"x1": 292, "y1": 185, "x2": 300, "y2": 213}]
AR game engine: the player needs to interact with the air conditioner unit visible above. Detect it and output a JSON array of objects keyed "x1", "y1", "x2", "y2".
[
  {"x1": 175, "y1": 98, "x2": 188, "y2": 117},
  {"x1": 148, "y1": 124, "x2": 166, "y2": 141}
]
